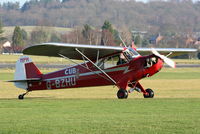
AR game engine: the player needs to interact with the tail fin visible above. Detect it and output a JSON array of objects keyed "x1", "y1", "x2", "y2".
[{"x1": 13, "y1": 56, "x2": 42, "y2": 89}]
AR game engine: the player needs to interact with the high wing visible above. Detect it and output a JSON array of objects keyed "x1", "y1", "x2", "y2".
[
  {"x1": 23, "y1": 43, "x2": 197, "y2": 60},
  {"x1": 23, "y1": 43, "x2": 123, "y2": 60},
  {"x1": 137, "y1": 48, "x2": 197, "y2": 57}
]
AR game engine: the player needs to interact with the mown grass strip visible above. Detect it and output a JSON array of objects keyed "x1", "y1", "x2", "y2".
[{"x1": 0, "y1": 99, "x2": 199, "y2": 134}]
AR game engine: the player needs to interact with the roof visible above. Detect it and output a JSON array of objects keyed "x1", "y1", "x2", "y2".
[{"x1": 2, "y1": 41, "x2": 11, "y2": 47}]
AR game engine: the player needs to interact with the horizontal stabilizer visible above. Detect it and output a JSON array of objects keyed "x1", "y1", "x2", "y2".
[{"x1": 7, "y1": 78, "x2": 41, "y2": 82}]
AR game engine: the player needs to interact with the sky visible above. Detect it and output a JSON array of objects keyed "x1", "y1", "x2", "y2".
[
  {"x1": 0, "y1": 0, "x2": 148, "y2": 6},
  {"x1": 0, "y1": 0, "x2": 28, "y2": 6},
  {"x1": 0, "y1": 0, "x2": 198, "y2": 7}
]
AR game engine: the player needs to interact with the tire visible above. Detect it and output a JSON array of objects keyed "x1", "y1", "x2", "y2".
[
  {"x1": 143, "y1": 88, "x2": 154, "y2": 98},
  {"x1": 18, "y1": 94, "x2": 24, "y2": 100},
  {"x1": 117, "y1": 89, "x2": 128, "y2": 99}
]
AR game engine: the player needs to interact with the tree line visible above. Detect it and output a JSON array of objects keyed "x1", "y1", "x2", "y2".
[
  {"x1": 1, "y1": 20, "x2": 132, "y2": 52},
  {"x1": 1, "y1": 19, "x2": 199, "y2": 54},
  {"x1": 0, "y1": 0, "x2": 200, "y2": 35}
]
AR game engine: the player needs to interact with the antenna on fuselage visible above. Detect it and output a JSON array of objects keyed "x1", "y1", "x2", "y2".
[{"x1": 118, "y1": 34, "x2": 128, "y2": 48}]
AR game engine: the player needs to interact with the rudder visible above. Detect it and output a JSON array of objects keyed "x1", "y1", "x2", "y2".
[{"x1": 14, "y1": 56, "x2": 42, "y2": 89}]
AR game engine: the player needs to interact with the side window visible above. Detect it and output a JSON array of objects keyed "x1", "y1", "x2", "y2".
[
  {"x1": 104, "y1": 56, "x2": 119, "y2": 69},
  {"x1": 124, "y1": 51, "x2": 132, "y2": 61},
  {"x1": 117, "y1": 52, "x2": 128, "y2": 65},
  {"x1": 96, "y1": 59, "x2": 105, "y2": 69},
  {"x1": 96, "y1": 54, "x2": 121, "y2": 69}
]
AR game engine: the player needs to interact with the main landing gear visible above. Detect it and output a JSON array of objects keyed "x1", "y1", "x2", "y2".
[
  {"x1": 117, "y1": 89, "x2": 128, "y2": 99},
  {"x1": 117, "y1": 82, "x2": 154, "y2": 99},
  {"x1": 18, "y1": 91, "x2": 29, "y2": 100}
]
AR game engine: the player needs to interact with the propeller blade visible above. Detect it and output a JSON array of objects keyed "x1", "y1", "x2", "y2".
[
  {"x1": 151, "y1": 48, "x2": 176, "y2": 68},
  {"x1": 162, "y1": 56, "x2": 176, "y2": 68}
]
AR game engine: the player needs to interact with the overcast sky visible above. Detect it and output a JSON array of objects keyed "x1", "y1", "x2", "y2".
[
  {"x1": 0, "y1": 0, "x2": 199, "y2": 7},
  {"x1": 0, "y1": 0, "x2": 149, "y2": 6},
  {"x1": 1, "y1": 0, "x2": 28, "y2": 6}
]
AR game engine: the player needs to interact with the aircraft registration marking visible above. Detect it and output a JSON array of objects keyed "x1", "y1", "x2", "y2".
[
  {"x1": 46, "y1": 76, "x2": 76, "y2": 89},
  {"x1": 45, "y1": 66, "x2": 128, "y2": 82}
]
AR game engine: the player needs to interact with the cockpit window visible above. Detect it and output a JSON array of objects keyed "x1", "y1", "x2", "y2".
[
  {"x1": 128, "y1": 48, "x2": 140, "y2": 56},
  {"x1": 123, "y1": 48, "x2": 140, "y2": 61},
  {"x1": 96, "y1": 54, "x2": 124, "y2": 69},
  {"x1": 95, "y1": 47, "x2": 140, "y2": 69},
  {"x1": 144, "y1": 57, "x2": 158, "y2": 68}
]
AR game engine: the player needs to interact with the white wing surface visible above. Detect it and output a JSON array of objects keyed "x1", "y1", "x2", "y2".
[
  {"x1": 23, "y1": 43, "x2": 123, "y2": 60},
  {"x1": 23, "y1": 43, "x2": 197, "y2": 60},
  {"x1": 137, "y1": 48, "x2": 197, "y2": 57}
]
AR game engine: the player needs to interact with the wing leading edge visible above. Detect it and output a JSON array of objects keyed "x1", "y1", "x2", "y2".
[
  {"x1": 23, "y1": 43, "x2": 123, "y2": 60},
  {"x1": 23, "y1": 43, "x2": 197, "y2": 60},
  {"x1": 137, "y1": 48, "x2": 197, "y2": 57}
]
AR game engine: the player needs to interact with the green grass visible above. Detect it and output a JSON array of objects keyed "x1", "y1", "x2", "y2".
[
  {"x1": 0, "y1": 99, "x2": 199, "y2": 134},
  {"x1": 0, "y1": 54, "x2": 73, "y2": 64},
  {"x1": 0, "y1": 68, "x2": 200, "y2": 133},
  {"x1": 174, "y1": 59, "x2": 200, "y2": 64},
  {"x1": 3, "y1": 26, "x2": 72, "y2": 39},
  {"x1": 1, "y1": 27, "x2": 200, "y2": 133},
  {"x1": 149, "y1": 68, "x2": 200, "y2": 79}
]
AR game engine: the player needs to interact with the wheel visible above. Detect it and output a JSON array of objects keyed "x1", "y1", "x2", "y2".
[
  {"x1": 143, "y1": 88, "x2": 154, "y2": 98},
  {"x1": 18, "y1": 94, "x2": 24, "y2": 100},
  {"x1": 117, "y1": 89, "x2": 128, "y2": 99}
]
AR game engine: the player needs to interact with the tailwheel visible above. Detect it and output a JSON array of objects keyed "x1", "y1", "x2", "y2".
[
  {"x1": 143, "y1": 88, "x2": 154, "y2": 98},
  {"x1": 117, "y1": 89, "x2": 128, "y2": 99},
  {"x1": 18, "y1": 94, "x2": 25, "y2": 100},
  {"x1": 18, "y1": 91, "x2": 29, "y2": 100}
]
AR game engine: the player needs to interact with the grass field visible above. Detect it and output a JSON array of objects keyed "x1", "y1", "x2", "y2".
[
  {"x1": 3, "y1": 26, "x2": 72, "y2": 39},
  {"x1": 0, "y1": 99, "x2": 199, "y2": 134},
  {"x1": 0, "y1": 68, "x2": 200, "y2": 133},
  {"x1": 0, "y1": 54, "x2": 72, "y2": 64}
]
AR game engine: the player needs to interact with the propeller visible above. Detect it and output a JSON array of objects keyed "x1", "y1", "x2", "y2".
[{"x1": 151, "y1": 48, "x2": 176, "y2": 68}]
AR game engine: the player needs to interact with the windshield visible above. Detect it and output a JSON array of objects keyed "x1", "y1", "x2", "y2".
[{"x1": 123, "y1": 47, "x2": 140, "y2": 61}]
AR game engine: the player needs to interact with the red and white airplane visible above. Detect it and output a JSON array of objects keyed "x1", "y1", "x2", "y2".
[{"x1": 9, "y1": 43, "x2": 197, "y2": 99}]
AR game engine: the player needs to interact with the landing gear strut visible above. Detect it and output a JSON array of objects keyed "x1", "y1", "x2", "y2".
[
  {"x1": 117, "y1": 89, "x2": 128, "y2": 99},
  {"x1": 18, "y1": 91, "x2": 29, "y2": 100},
  {"x1": 128, "y1": 81, "x2": 154, "y2": 98}
]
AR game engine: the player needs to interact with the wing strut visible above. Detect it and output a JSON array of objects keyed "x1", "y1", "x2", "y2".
[{"x1": 75, "y1": 48, "x2": 117, "y2": 85}]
